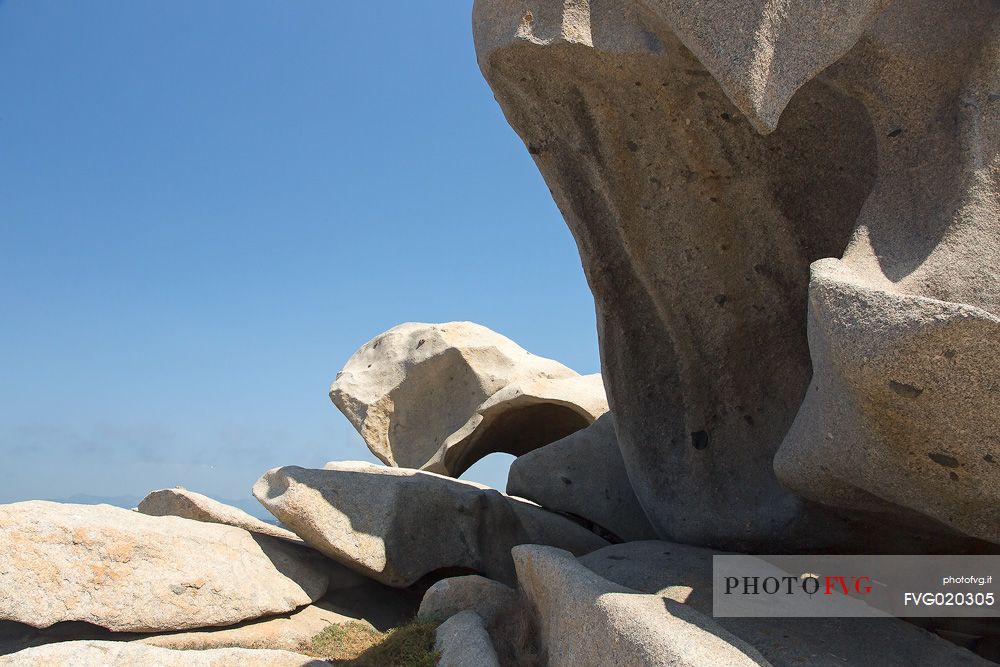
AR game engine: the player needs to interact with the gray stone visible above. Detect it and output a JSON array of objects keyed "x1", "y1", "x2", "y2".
[
  {"x1": 581, "y1": 541, "x2": 993, "y2": 666},
  {"x1": 507, "y1": 413, "x2": 656, "y2": 540},
  {"x1": 330, "y1": 321, "x2": 607, "y2": 477},
  {"x1": 473, "y1": 0, "x2": 998, "y2": 550},
  {"x1": 435, "y1": 611, "x2": 500, "y2": 667},
  {"x1": 0, "y1": 641, "x2": 324, "y2": 666},
  {"x1": 138, "y1": 487, "x2": 302, "y2": 543},
  {"x1": 0, "y1": 501, "x2": 328, "y2": 632},
  {"x1": 253, "y1": 462, "x2": 607, "y2": 587},
  {"x1": 417, "y1": 575, "x2": 517, "y2": 624},
  {"x1": 513, "y1": 545, "x2": 769, "y2": 666},
  {"x1": 769, "y1": 0, "x2": 1000, "y2": 546}
]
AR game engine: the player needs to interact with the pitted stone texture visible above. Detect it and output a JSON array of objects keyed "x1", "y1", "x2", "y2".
[
  {"x1": 0, "y1": 641, "x2": 324, "y2": 666},
  {"x1": 474, "y1": 0, "x2": 998, "y2": 550},
  {"x1": 254, "y1": 463, "x2": 607, "y2": 588},
  {"x1": 0, "y1": 502, "x2": 328, "y2": 632},
  {"x1": 513, "y1": 545, "x2": 769, "y2": 666},
  {"x1": 138, "y1": 487, "x2": 302, "y2": 543},
  {"x1": 417, "y1": 575, "x2": 517, "y2": 624},
  {"x1": 330, "y1": 321, "x2": 607, "y2": 477},
  {"x1": 507, "y1": 413, "x2": 655, "y2": 541},
  {"x1": 774, "y1": 0, "x2": 1000, "y2": 545},
  {"x1": 639, "y1": 0, "x2": 891, "y2": 133},
  {"x1": 581, "y1": 541, "x2": 994, "y2": 667}
]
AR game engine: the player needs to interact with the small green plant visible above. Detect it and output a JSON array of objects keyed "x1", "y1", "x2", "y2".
[{"x1": 308, "y1": 619, "x2": 440, "y2": 666}]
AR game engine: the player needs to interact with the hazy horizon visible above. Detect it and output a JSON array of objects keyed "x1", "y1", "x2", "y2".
[{"x1": 0, "y1": 1, "x2": 600, "y2": 508}]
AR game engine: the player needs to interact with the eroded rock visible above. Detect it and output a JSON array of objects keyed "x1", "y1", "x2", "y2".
[
  {"x1": 507, "y1": 413, "x2": 656, "y2": 541},
  {"x1": 0, "y1": 502, "x2": 328, "y2": 632},
  {"x1": 513, "y1": 545, "x2": 769, "y2": 666},
  {"x1": 253, "y1": 463, "x2": 607, "y2": 587},
  {"x1": 138, "y1": 487, "x2": 302, "y2": 543},
  {"x1": 417, "y1": 575, "x2": 517, "y2": 625},
  {"x1": 773, "y1": 0, "x2": 999, "y2": 543},
  {"x1": 473, "y1": 0, "x2": 998, "y2": 550},
  {"x1": 580, "y1": 541, "x2": 994, "y2": 666},
  {"x1": 330, "y1": 321, "x2": 607, "y2": 477}
]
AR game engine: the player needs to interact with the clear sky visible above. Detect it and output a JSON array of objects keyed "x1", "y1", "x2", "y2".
[{"x1": 0, "y1": 1, "x2": 599, "y2": 513}]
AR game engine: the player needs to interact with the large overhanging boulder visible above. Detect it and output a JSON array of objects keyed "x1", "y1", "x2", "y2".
[
  {"x1": 0, "y1": 502, "x2": 328, "y2": 632},
  {"x1": 253, "y1": 462, "x2": 608, "y2": 587},
  {"x1": 330, "y1": 321, "x2": 607, "y2": 477},
  {"x1": 472, "y1": 0, "x2": 998, "y2": 550}
]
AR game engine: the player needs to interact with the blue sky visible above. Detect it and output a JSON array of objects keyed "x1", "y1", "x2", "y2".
[{"x1": 0, "y1": 1, "x2": 599, "y2": 512}]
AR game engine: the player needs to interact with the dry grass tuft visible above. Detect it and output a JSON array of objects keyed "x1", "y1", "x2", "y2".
[{"x1": 308, "y1": 620, "x2": 439, "y2": 666}]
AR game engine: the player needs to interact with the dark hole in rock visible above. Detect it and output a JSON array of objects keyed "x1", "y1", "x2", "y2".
[
  {"x1": 928, "y1": 452, "x2": 960, "y2": 468},
  {"x1": 691, "y1": 431, "x2": 709, "y2": 450},
  {"x1": 446, "y1": 403, "x2": 592, "y2": 477},
  {"x1": 889, "y1": 380, "x2": 923, "y2": 398}
]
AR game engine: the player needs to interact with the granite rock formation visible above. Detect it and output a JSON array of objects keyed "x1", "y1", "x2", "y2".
[
  {"x1": 473, "y1": 0, "x2": 999, "y2": 550},
  {"x1": 0, "y1": 502, "x2": 328, "y2": 632},
  {"x1": 138, "y1": 487, "x2": 302, "y2": 543},
  {"x1": 253, "y1": 462, "x2": 608, "y2": 587},
  {"x1": 507, "y1": 413, "x2": 656, "y2": 541},
  {"x1": 581, "y1": 540, "x2": 995, "y2": 666},
  {"x1": 513, "y1": 545, "x2": 770, "y2": 666},
  {"x1": 330, "y1": 321, "x2": 607, "y2": 477}
]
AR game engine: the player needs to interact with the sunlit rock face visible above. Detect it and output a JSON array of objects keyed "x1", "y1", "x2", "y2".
[
  {"x1": 253, "y1": 463, "x2": 608, "y2": 588},
  {"x1": 473, "y1": 0, "x2": 998, "y2": 551},
  {"x1": 330, "y1": 321, "x2": 607, "y2": 478}
]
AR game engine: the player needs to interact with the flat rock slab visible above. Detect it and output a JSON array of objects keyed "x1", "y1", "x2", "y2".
[
  {"x1": 0, "y1": 582, "x2": 423, "y2": 656},
  {"x1": 254, "y1": 462, "x2": 607, "y2": 587},
  {"x1": 138, "y1": 487, "x2": 302, "y2": 543},
  {"x1": 0, "y1": 641, "x2": 325, "y2": 666},
  {"x1": 0, "y1": 501, "x2": 328, "y2": 632}
]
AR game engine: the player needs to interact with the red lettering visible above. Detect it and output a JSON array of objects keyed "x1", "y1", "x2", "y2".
[{"x1": 824, "y1": 576, "x2": 848, "y2": 595}]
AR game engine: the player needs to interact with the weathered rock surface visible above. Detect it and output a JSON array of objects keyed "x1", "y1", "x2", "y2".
[
  {"x1": 473, "y1": 0, "x2": 999, "y2": 550},
  {"x1": 768, "y1": 0, "x2": 1000, "y2": 546},
  {"x1": 0, "y1": 603, "x2": 358, "y2": 656},
  {"x1": 435, "y1": 611, "x2": 500, "y2": 667},
  {"x1": 0, "y1": 501, "x2": 328, "y2": 632},
  {"x1": 138, "y1": 602, "x2": 362, "y2": 653},
  {"x1": 138, "y1": 487, "x2": 302, "y2": 543},
  {"x1": 581, "y1": 541, "x2": 993, "y2": 666},
  {"x1": 417, "y1": 575, "x2": 517, "y2": 624},
  {"x1": 513, "y1": 545, "x2": 769, "y2": 666},
  {"x1": 0, "y1": 582, "x2": 422, "y2": 655},
  {"x1": 330, "y1": 321, "x2": 607, "y2": 477},
  {"x1": 254, "y1": 463, "x2": 607, "y2": 587},
  {"x1": 0, "y1": 641, "x2": 324, "y2": 666},
  {"x1": 507, "y1": 413, "x2": 655, "y2": 541}
]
